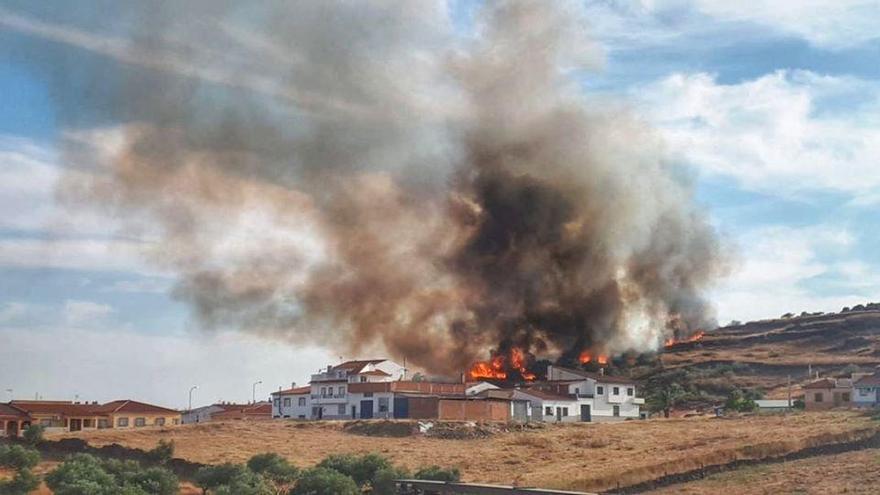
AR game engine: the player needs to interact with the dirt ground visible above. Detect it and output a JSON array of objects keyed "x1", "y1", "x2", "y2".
[
  {"x1": 54, "y1": 411, "x2": 877, "y2": 492},
  {"x1": 649, "y1": 448, "x2": 880, "y2": 495}
]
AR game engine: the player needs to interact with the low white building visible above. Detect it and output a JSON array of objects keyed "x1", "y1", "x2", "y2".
[
  {"x1": 526, "y1": 365, "x2": 644, "y2": 421},
  {"x1": 512, "y1": 389, "x2": 580, "y2": 422},
  {"x1": 271, "y1": 385, "x2": 311, "y2": 419},
  {"x1": 853, "y1": 372, "x2": 880, "y2": 407}
]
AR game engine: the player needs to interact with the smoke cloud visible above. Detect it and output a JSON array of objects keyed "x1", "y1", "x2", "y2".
[{"x1": 4, "y1": 1, "x2": 726, "y2": 374}]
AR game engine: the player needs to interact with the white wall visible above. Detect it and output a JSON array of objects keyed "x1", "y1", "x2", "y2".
[
  {"x1": 592, "y1": 381, "x2": 640, "y2": 419},
  {"x1": 273, "y1": 393, "x2": 310, "y2": 419},
  {"x1": 854, "y1": 386, "x2": 878, "y2": 405}
]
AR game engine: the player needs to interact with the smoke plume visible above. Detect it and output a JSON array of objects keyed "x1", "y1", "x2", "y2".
[{"x1": 4, "y1": 1, "x2": 725, "y2": 374}]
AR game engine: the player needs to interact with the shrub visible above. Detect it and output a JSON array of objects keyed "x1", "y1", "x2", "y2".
[
  {"x1": 45, "y1": 454, "x2": 118, "y2": 495},
  {"x1": 725, "y1": 389, "x2": 758, "y2": 412},
  {"x1": 414, "y1": 465, "x2": 461, "y2": 483},
  {"x1": 22, "y1": 424, "x2": 44, "y2": 446},
  {"x1": 246, "y1": 453, "x2": 298, "y2": 491},
  {"x1": 290, "y1": 467, "x2": 358, "y2": 495},
  {"x1": 211, "y1": 470, "x2": 273, "y2": 495},
  {"x1": 0, "y1": 468, "x2": 40, "y2": 495},
  {"x1": 102, "y1": 459, "x2": 177, "y2": 495},
  {"x1": 146, "y1": 439, "x2": 175, "y2": 465},
  {"x1": 194, "y1": 463, "x2": 250, "y2": 493},
  {"x1": 0, "y1": 445, "x2": 40, "y2": 471},
  {"x1": 371, "y1": 467, "x2": 410, "y2": 495},
  {"x1": 316, "y1": 453, "x2": 390, "y2": 486}
]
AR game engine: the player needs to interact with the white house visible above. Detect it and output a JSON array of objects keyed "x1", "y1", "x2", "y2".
[
  {"x1": 531, "y1": 365, "x2": 644, "y2": 421},
  {"x1": 853, "y1": 372, "x2": 880, "y2": 407},
  {"x1": 512, "y1": 389, "x2": 581, "y2": 422},
  {"x1": 301, "y1": 359, "x2": 405, "y2": 420},
  {"x1": 271, "y1": 385, "x2": 311, "y2": 419}
]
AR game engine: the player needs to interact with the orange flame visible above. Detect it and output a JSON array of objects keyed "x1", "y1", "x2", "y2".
[
  {"x1": 469, "y1": 347, "x2": 536, "y2": 381},
  {"x1": 578, "y1": 351, "x2": 609, "y2": 365},
  {"x1": 664, "y1": 330, "x2": 706, "y2": 348}
]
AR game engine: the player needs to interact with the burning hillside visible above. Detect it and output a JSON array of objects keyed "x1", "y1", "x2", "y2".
[{"x1": 25, "y1": 1, "x2": 724, "y2": 375}]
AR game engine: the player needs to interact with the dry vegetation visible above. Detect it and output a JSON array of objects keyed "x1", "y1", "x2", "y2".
[
  {"x1": 649, "y1": 448, "x2": 880, "y2": 495},
  {"x1": 55, "y1": 411, "x2": 877, "y2": 492}
]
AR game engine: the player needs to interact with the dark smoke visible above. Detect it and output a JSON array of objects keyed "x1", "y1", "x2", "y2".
[{"x1": 2, "y1": 1, "x2": 726, "y2": 374}]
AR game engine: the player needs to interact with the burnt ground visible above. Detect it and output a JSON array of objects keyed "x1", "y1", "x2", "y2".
[{"x1": 657, "y1": 309, "x2": 880, "y2": 399}]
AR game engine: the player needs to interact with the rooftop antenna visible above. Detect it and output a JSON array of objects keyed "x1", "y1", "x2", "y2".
[{"x1": 403, "y1": 357, "x2": 407, "y2": 380}]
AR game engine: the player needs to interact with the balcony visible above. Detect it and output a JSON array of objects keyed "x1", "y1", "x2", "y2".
[
  {"x1": 633, "y1": 398, "x2": 645, "y2": 405},
  {"x1": 311, "y1": 394, "x2": 347, "y2": 403}
]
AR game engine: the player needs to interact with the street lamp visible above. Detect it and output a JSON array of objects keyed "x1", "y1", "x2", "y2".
[
  {"x1": 188, "y1": 385, "x2": 199, "y2": 412},
  {"x1": 252, "y1": 381, "x2": 263, "y2": 403}
]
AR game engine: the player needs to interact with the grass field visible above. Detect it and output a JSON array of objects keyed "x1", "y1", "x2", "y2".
[
  {"x1": 649, "y1": 448, "x2": 880, "y2": 495},
  {"x1": 54, "y1": 411, "x2": 877, "y2": 492}
]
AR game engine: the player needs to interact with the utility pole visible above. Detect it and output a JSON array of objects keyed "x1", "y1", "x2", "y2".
[
  {"x1": 252, "y1": 381, "x2": 263, "y2": 403},
  {"x1": 787, "y1": 375, "x2": 792, "y2": 412},
  {"x1": 188, "y1": 385, "x2": 199, "y2": 412}
]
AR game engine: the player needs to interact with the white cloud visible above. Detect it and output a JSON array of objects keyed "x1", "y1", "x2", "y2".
[
  {"x1": 0, "y1": 302, "x2": 29, "y2": 324},
  {"x1": 63, "y1": 300, "x2": 115, "y2": 325},
  {"x1": 636, "y1": 70, "x2": 880, "y2": 198},
  {"x1": 711, "y1": 224, "x2": 880, "y2": 323},
  {"x1": 584, "y1": 0, "x2": 880, "y2": 50},
  {"x1": 0, "y1": 238, "x2": 161, "y2": 275},
  {"x1": 0, "y1": 325, "x2": 335, "y2": 408}
]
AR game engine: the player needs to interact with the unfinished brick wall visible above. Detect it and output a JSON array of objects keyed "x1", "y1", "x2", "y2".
[{"x1": 437, "y1": 400, "x2": 510, "y2": 421}]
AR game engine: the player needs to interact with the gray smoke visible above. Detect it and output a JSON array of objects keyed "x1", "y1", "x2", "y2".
[{"x1": 2, "y1": 0, "x2": 726, "y2": 374}]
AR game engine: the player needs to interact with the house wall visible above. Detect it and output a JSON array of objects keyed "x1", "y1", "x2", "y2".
[
  {"x1": 274, "y1": 394, "x2": 310, "y2": 419},
  {"x1": 347, "y1": 391, "x2": 395, "y2": 419},
  {"x1": 437, "y1": 400, "x2": 510, "y2": 421},
  {"x1": 405, "y1": 397, "x2": 440, "y2": 419},
  {"x1": 183, "y1": 405, "x2": 223, "y2": 424},
  {"x1": 804, "y1": 388, "x2": 852, "y2": 410},
  {"x1": 109, "y1": 412, "x2": 181, "y2": 428},
  {"x1": 854, "y1": 386, "x2": 878, "y2": 406},
  {"x1": 592, "y1": 382, "x2": 640, "y2": 419}
]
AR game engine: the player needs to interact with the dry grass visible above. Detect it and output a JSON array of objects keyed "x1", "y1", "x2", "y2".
[
  {"x1": 54, "y1": 411, "x2": 877, "y2": 492},
  {"x1": 649, "y1": 448, "x2": 880, "y2": 494}
]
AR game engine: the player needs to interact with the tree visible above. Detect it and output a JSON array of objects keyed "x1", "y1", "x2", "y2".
[
  {"x1": 725, "y1": 389, "x2": 758, "y2": 413},
  {"x1": 146, "y1": 439, "x2": 175, "y2": 465},
  {"x1": 647, "y1": 383, "x2": 685, "y2": 418},
  {"x1": 290, "y1": 468, "x2": 358, "y2": 495},
  {"x1": 246, "y1": 453, "x2": 298, "y2": 494},
  {"x1": 22, "y1": 424, "x2": 44, "y2": 446},
  {"x1": 414, "y1": 465, "x2": 460, "y2": 483},
  {"x1": 194, "y1": 463, "x2": 250, "y2": 494},
  {"x1": 211, "y1": 470, "x2": 273, "y2": 495},
  {"x1": 0, "y1": 445, "x2": 40, "y2": 471},
  {"x1": 0, "y1": 468, "x2": 40, "y2": 495},
  {"x1": 45, "y1": 454, "x2": 118, "y2": 495},
  {"x1": 316, "y1": 453, "x2": 390, "y2": 487}
]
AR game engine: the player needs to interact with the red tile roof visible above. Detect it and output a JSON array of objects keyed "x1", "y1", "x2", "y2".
[
  {"x1": 10, "y1": 401, "x2": 107, "y2": 416},
  {"x1": 0, "y1": 403, "x2": 30, "y2": 419},
  {"x1": 332, "y1": 359, "x2": 387, "y2": 373},
  {"x1": 271, "y1": 386, "x2": 311, "y2": 396},
  {"x1": 855, "y1": 373, "x2": 880, "y2": 387},
  {"x1": 92, "y1": 400, "x2": 179, "y2": 415}
]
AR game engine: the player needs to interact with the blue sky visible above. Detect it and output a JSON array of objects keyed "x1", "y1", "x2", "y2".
[{"x1": 1, "y1": 0, "x2": 879, "y2": 407}]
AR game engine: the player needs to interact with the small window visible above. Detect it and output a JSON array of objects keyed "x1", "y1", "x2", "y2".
[
  {"x1": 298, "y1": 397, "x2": 306, "y2": 406},
  {"x1": 545, "y1": 407, "x2": 553, "y2": 416},
  {"x1": 842, "y1": 393, "x2": 851, "y2": 402},
  {"x1": 378, "y1": 397, "x2": 389, "y2": 412},
  {"x1": 613, "y1": 405, "x2": 620, "y2": 417},
  {"x1": 338, "y1": 404, "x2": 346, "y2": 415},
  {"x1": 284, "y1": 398, "x2": 291, "y2": 407},
  {"x1": 814, "y1": 393, "x2": 823, "y2": 403},
  {"x1": 117, "y1": 417, "x2": 129, "y2": 427},
  {"x1": 364, "y1": 392, "x2": 373, "y2": 398},
  {"x1": 155, "y1": 417, "x2": 165, "y2": 426},
  {"x1": 574, "y1": 387, "x2": 580, "y2": 395},
  {"x1": 274, "y1": 398, "x2": 280, "y2": 406},
  {"x1": 134, "y1": 417, "x2": 146, "y2": 427},
  {"x1": 84, "y1": 419, "x2": 93, "y2": 428},
  {"x1": 321, "y1": 387, "x2": 326, "y2": 397},
  {"x1": 562, "y1": 407, "x2": 569, "y2": 416},
  {"x1": 859, "y1": 388, "x2": 869, "y2": 396},
  {"x1": 338, "y1": 386, "x2": 345, "y2": 396},
  {"x1": 360, "y1": 376, "x2": 367, "y2": 382},
  {"x1": 39, "y1": 419, "x2": 52, "y2": 427},
  {"x1": 172, "y1": 419, "x2": 180, "y2": 425},
  {"x1": 597, "y1": 386, "x2": 604, "y2": 395},
  {"x1": 613, "y1": 386, "x2": 620, "y2": 395},
  {"x1": 98, "y1": 419, "x2": 110, "y2": 429}
]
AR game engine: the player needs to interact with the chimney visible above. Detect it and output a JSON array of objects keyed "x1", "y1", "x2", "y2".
[
  {"x1": 547, "y1": 365, "x2": 554, "y2": 380},
  {"x1": 291, "y1": 382, "x2": 296, "y2": 389},
  {"x1": 600, "y1": 368, "x2": 605, "y2": 376}
]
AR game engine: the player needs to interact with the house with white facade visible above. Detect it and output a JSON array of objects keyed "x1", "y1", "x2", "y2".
[
  {"x1": 511, "y1": 388, "x2": 580, "y2": 422},
  {"x1": 271, "y1": 385, "x2": 311, "y2": 419},
  {"x1": 525, "y1": 365, "x2": 644, "y2": 421},
  {"x1": 853, "y1": 372, "x2": 880, "y2": 407}
]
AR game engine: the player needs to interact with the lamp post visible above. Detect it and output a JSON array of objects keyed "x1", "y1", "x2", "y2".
[
  {"x1": 252, "y1": 381, "x2": 262, "y2": 403},
  {"x1": 188, "y1": 385, "x2": 199, "y2": 412}
]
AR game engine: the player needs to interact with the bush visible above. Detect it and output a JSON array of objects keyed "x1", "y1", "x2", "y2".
[
  {"x1": 246, "y1": 453, "x2": 298, "y2": 491},
  {"x1": 0, "y1": 468, "x2": 40, "y2": 495},
  {"x1": 146, "y1": 439, "x2": 175, "y2": 464},
  {"x1": 725, "y1": 389, "x2": 758, "y2": 412},
  {"x1": 212, "y1": 470, "x2": 273, "y2": 495},
  {"x1": 0, "y1": 445, "x2": 40, "y2": 471},
  {"x1": 371, "y1": 467, "x2": 410, "y2": 495},
  {"x1": 316, "y1": 453, "x2": 391, "y2": 487},
  {"x1": 290, "y1": 467, "x2": 358, "y2": 495},
  {"x1": 22, "y1": 424, "x2": 44, "y2": 446},
  {"x1": 45, "y1": 454, "x2": 178, "y2": 495},
  {"x1": 194, "y1": 463, "x2": 251, "y2": 493},
  {"x1": 102, "y1": 459, "x2": 177, "y2": 495},
  {"x1": 414, "y1": 465, "x2": 461, "y2": 483}
]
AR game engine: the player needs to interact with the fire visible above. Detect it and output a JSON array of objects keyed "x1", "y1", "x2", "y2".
[
  {"x1": 664, "y1": 330, "x2": 706, "y2": 348},
  {"x1": 578, "y1": 351, "x2": 609, "y2": 365},
  {"x1": 468, "y1": 347, "x2": 536, "y2": 381}
]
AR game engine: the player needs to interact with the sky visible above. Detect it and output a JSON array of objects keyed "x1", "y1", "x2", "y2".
[{"x1": 1, "y1": 0, "x2": 880, "y2": 408}]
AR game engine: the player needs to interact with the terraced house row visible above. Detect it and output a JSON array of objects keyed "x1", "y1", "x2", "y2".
[{"x1": 1, "y1": 399, "x2": 181, "y2": 437}]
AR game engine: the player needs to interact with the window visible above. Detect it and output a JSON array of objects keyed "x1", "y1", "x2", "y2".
[
  {"x1": 378, "y1": 397, "x2": 389, "y2": 412},
  {"x1": 39, "y1": 419, "x2": 52, "y2": 427},
  {"x1": 545, "y1": 407, "x2": 553, "y2": 416},
  {"x1": 574, "y1": 387, "x2": 579, "y2": 395},
  {"x1": 117, "y1": 417, "x2": 129, "y2": 427},
  {"x1": 98, "y1": 419, "x2": 110, "y2": 429},
  {"x1": 298, "y1": 397, "x2": 306, "y2": 406},
  {"x1": 274, "y1": 398, "x2": 280, "y2": 406},
  {"x1": 613, "y1": 386, "x2": 620, "y2": 395},
  {"x1": 627, "y1": 388, "x2": 634, "y2": 396},
  {"x1": 321, "y1": 387, "x2": 327, "y2": 397},
  {"x1": 283, "y1": 398, "x2": 291, "y2": 407},
  {"x1": 597, "y1": 386, "x2": 604, "y2": 395},
  {"x1": 172, "y1": 419, "x2": 180, "y2": 425},
  {"x1": 364, "y1": 392, "x2": 373, "y2": 398},
  {"x1": 562, "y1": 407, "x2": 569, "y2": 416},
  {"x1": 613, "y1": 405, "x2": 620, "y2": 417},
  {"x1": 338, "y1": 404, "x2": 346, "y2": 415},
  {"x1": 338, "y1": 386, "x2": 345, "y2": 396},
  {"x1": 814, "y1": 393, "x2": 823, "y2": 403},
  {"x1": 155, "y1": 417, "x2": 165, "y2": 426},
  {"x1": 360, "y1": 376, "x2": 367, "y2": 382},
  {"x1": 134, "y1": 417, "x2": 146, "y2": 427},
  {"x1": 842, "y1": 392, "x2": 851, "y2": 402},
  {"x1": 84, "y1": 419, "x2": 93, "y2": 428}
]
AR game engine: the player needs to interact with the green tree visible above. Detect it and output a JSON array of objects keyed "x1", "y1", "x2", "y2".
[
  {"x1": 414, "y1": 465, "x2": 460, "y2": 483},
  {"x1": 212, "y1": 470, "x2": 273, "y2": 495},
  {"x1": 45, "y1": 454, "x2": 118, "y2": 495},
  {"x1": 194, "y1": 463, "x2": 250, "y2": 494},
  {"x1": 246, "y1": 453, "x2": 298, "y2": 494},
  {"x1": 370, "y1": 466, "x2": 410, "y2": 495},
  {"x1": 725, "y1": 389, "x2": 758, "y2": 412},
  {"x1": 22, "y1": 424, "x2": 45, "y2": 446},
  {"x1": 0, "y1": 468, "x2": 40, "y2": 495},
  {"x1": 647, "y1": 382, "x2": 685, "y2": 418},
  {"x1": 146, "y1": 439, "x2": 175, "y2": 465},
  {"x1": 290, "y1": 467, "x2": 358, "y2": 495},
  {"x1": 317, "y1": 453, "x2": 390, "y2": 487},
  {"x1": 0, "y1": 445, "x2": 40, "y2": 471}
]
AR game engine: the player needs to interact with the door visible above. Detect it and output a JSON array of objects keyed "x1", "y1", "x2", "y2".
[
  {"x1": 6, "y1": 421, "x2": 17, "y2": 437},
  {"x1": 580, "y1": 404, "x2": 591, "y2": 422},
  {"x1": 393, "y1": 398, "x2": 409, "y2": 419},
  {"x1": 613, "y1": 405, "x2": 620, "y2": 417},
  {"x1": 512, "y1": 401, "x2": 528, "y2": 422},
  {"x1": 556, "y1": 407, "x2": 563, "y2": 422},
  {"x1": 351, "y1": 406, "x2": 357, "y2": 419},
  {"x1": 70, "y1": 419, "x2": 82, "y2": 432},
  {"x1": 360, "y1": 400, "x2": 374, "y2": 419}
]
